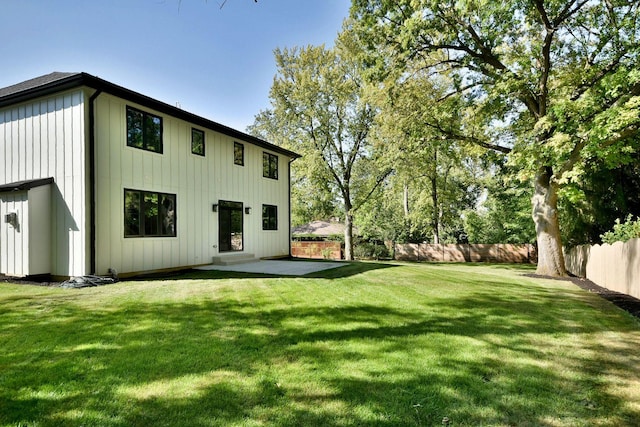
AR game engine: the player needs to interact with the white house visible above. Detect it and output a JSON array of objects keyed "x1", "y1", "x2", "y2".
[{"x1": 0, "y1": 72, "x2": 299, "y2": 278}]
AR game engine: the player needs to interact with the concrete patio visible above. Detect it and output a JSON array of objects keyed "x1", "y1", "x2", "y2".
[{"x1": 196, "y1": 259, "x2": 348, "y2": 276}]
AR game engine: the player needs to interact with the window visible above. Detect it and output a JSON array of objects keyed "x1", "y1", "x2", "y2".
[
  {"x1": 124, "y1": 189, "x2": 176, "y2": 237},
  {"x1": 191, "y1": 128, "x2": 205, "y2": 156},
  {"x1": 263, "y1": 152, "x2": 278, "y2": 179},
  {"x1": 234, "y1": 142, "x2": 244, "y2": 166},
  {"x1": 126, "y1": 106, "x2": 162, "y2": 153},
  {"x1": 262, "y1": 204, "x2": 278, "y2": 230}
]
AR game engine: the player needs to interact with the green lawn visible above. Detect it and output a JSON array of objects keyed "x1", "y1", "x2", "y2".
[{"x1": 1, "y1": 262, "x2": 639, "y2": 426}]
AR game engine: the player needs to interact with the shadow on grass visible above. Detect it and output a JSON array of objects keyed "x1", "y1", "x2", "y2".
[{"x1": 2, "y1": 274, "x2": 640, "y2": 426}]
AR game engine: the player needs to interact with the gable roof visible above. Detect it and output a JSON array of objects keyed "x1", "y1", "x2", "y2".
[{"x1": 0, "y1": 72, "x2": 300, "y2": 159}]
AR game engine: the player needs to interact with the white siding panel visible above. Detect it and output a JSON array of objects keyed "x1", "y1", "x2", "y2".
[
  {"x1": 28, "y1": 184, "x2": 52, "y2": 275},
  {"x1": 93, "y1": 94, "x2": 293, "y2": 275},
  {"x1": 0, "y1": 192, "x2": 28, "y2": 276},
  {"x1": 0, "y1": 90, "x2": 87, "y2": 276}
]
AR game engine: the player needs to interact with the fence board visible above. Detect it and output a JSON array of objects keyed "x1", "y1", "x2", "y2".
[
  {"x1": 565, "y1": 238, "x2": 640, "y2": 300},
  {"x1": 393, "y1": 243, "x2": 536, "y2": 263}
]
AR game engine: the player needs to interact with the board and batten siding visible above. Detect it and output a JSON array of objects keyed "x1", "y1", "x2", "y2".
[
  {"x1": 93, "y1": 94, "x2": 291, "y2": 275},
  {"x1": 0, "y1": 90, "x2": 88, "y2": 276}
]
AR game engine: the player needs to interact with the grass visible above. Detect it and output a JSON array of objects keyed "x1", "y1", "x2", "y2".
[{"x1": 1, "y1": 262, "x2": 640, "y2": 426}]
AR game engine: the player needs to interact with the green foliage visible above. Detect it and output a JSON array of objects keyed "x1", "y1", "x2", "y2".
[
  {"x1": 601, "y1": 215, "x2": 640, "y2": 244},
  {"x1": 463, "y1": 164, "x2": 536, "y2": 244},
  {"x1": 353, "y1": 240, "x2": 391, "y2": 260},
  {"x1": 351, "y1": 0, "x2": 640, "y2": 274},
  {"x1": 249, "y1": 36, "x2": 389, "y2": 258}
]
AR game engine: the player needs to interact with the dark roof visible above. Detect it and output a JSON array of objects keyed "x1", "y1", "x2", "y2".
[
  {"x1": 0, "y1": 177, "x2": 54, "y2": 193},
  {"x1": 0, "y1": 72, "x2": 300, "y2": 159},
  {"x1": 0, "y1": 72, "x2": 78, "y2": 99}
]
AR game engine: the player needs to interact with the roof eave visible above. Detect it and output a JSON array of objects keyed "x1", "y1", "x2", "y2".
[{"x1": 0, "y1": 72, "x2": 301, "y2": 160}]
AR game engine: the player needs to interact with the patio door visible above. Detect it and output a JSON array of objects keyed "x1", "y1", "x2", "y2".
[{"x1": 218, "y1": 200, "x2": 243, "y2": 252}]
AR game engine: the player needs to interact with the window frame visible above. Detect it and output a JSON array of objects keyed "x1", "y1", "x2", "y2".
[
  {"x1": 263, "y1": 152, "x2": 278, "y2": 180},
  {"x1": 126, "y1": 106, "x2": 163, "y2": 154},
  {"x1": 234, "y1": 142, "x2": 244, "y2": 166},
  {"x1": 191, "y1": 128, "x2": 205, "y2": 156},
  {"x1": 124, "y1": 189, "x2": 177, "y2": 238},
  {"x1": 262, "y1": 204, "x2": 278, "y2": 231}
]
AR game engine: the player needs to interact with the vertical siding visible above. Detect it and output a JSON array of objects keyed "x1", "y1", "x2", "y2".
[
  {"x1": 28, "y1": 184, "x2": 52, "y2": 275},
  {"x1": 94, "y1": 94, "x2": 292, "y2": 275},
  {"x1": 0, "y1": 90, "x2": 87, "y2": 276},
  {"x1": 0, "y1": 192, "x2": 28, "y2": 276}
]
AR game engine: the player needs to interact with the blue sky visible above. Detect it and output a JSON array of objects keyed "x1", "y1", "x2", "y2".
[{"x1": 0, "y1": 0, "x2": 351, "y2": 131}]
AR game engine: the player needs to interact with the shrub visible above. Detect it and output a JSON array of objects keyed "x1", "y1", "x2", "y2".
[
  {"x1": 600, "y1": 215, "x2": 640, "y2": 244},
  {"x1": 354, "y1": 241, "x2": 390, "y2": 260}
]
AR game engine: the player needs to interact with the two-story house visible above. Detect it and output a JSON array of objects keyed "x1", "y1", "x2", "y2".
[{"x1": 0, "y1": 72, "x2": 299, "y2": 278}]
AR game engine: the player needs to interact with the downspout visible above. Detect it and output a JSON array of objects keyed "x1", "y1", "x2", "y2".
[
  {"x1": 89, "y1": 89, "x2": 103, "y2": 274},
  {"x1": 288, "y1": 157, "x2": 297, "y2": 258}
]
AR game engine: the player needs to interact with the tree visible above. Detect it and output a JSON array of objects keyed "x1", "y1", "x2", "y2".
[
  {"x1": 560, "y1": 143, "x2": 640, "y2": 246},
  {"x1": 251, "y1": 37, "x2": 388, "y2": 259},
  {"x1": 351, "y1": 0, "x2": 640, "y2": 276},
  {"x1": 248, "y1": 111, "x2": 338, "y2": 226}
]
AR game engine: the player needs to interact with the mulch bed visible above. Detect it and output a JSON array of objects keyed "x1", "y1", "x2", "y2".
[{"x1": 526, "y1": 274, "x2": 640, "y2": 320}]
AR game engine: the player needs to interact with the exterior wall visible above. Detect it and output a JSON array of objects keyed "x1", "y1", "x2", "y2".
[
  {"x1": 565, "y1": 239, "x2": 640, "y2": 300},
  {"x1": 0, "y1": 191, "x2": 28, "y2": 276},
  {"x1": 28, "y1": 184, "x2": 52, "y2": 275},
  {"x1": 93, "y1": 94, "x2": 292, "y2": 275},
  {"x1": 0, "y1": 91, "x2": 87, "y2": 276}
]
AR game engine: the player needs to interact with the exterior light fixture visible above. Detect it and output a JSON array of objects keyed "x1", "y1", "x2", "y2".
[
  {"x1": 212, "y1": 204, "x2": 218, "y2": 212},
  {"x1": 245, "y1": 207, "x2": 251, "y2": 214}
]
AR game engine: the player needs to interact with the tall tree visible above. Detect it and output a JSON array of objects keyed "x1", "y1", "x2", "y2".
[
  {"x1": 368, "y1": 68, "x2": 483, "y2": 244},
  {"x1": 251, "y1": 36, "x2": 388, "y2": 259},
  {"x1": 351, "y1": 0, "x2": 640, "y2": 276}
]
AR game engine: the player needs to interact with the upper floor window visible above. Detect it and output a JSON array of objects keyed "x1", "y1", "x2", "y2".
[
  {"x1": 126, "y1": 106, "x2": 162, "y2": 153},
  {"x1": 263, "y1": 152, "x2": 278, "y2": 179},
  {"x1": 234, "y1": 142, "x2": 244, "y2": 166},
  {"x1": 192, "y1": 128, "x2": 205, "y2": 156},
  {"x1": 124, "y1": 189, "x2": 176, "y2": 237}
]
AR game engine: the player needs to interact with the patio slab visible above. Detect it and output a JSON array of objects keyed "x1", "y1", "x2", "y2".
[{"x1": 196, "y1": 260, "x2": 347, "y2": 276}]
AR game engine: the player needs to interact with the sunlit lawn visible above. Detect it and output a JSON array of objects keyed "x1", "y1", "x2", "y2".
[{"x1": 1, "y1": 262, "x2": 640, "y2": 426}]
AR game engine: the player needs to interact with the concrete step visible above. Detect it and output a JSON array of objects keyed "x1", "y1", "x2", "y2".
[{"x1": 211, "y1": 253, "x2": 257, "y2": 266}]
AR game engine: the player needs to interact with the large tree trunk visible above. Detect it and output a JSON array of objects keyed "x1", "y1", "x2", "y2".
[
  {"x1": 532, "y1": 167, "x2": 567, "y2": 276},
  {"x1": 344, "y1": 212, "x2": 354, "y2": 261}
]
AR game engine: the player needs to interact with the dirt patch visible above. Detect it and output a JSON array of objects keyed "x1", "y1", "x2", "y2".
[{"x1": 526, "y1": 274, "x2": 640, "y2": 320}]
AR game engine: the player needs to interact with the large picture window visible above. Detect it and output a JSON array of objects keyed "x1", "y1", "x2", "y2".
[
  {"x1": 263, "y1": 152, "x2": 278, "y2": 179},
  {"x1": 126, "y1": 106, "x2": 163, "y2": 153},
  {"x1": 124, "y1": 189, "x2": 176, "y2": 237},
  {"x1": 262, "y1": 204, "x2": 278, "y2": 230}
]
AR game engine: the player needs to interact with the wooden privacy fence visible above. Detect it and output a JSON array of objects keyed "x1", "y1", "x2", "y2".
[
  {"x1": 565, "y1": 238, "x2": 640, "y2": 300},
  {"x1": 394, "y1": 243, "x2": 537, "y2": 263},
  {"x1": 291, "y1": 241, "x2": 342, "y2": 260}
]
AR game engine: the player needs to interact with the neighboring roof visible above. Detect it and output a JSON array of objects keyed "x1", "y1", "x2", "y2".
[
  {"x1": 292, "y1": 220, "x2": 357, "y2": 237},
  {"x1": 0, "y1": 72, "x2": 300, "y2": 160},
  {"x1": 0, "y1": 177, "x2": 54, "y2": 193}
]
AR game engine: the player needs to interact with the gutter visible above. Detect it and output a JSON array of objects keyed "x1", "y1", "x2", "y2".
[
  {"x1": 288, "y1": 157, "x2": 297, "y2": 258},
  {"x1": 88, "y1": 89, "x2": 103, "y2": 274}
]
